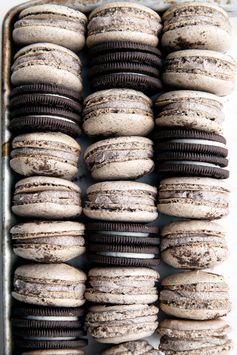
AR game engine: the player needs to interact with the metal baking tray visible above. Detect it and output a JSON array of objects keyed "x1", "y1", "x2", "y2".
[{"x1": 1, "y1": 1, "x2": 237, "y2": 354}]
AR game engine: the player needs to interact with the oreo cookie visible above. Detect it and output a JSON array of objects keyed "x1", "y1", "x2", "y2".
[
  {"x1": 89, "y1": 42, "x2": 163, "y2": 95},
  {"x1": 13, "y1": 304, "x2": 87, "y2": 351},
  {"x1": 86, "y1": 222, "x2": 160, "y2": 267},
  {"x1": 155, "y1": 128, "x2": 229, "y2": 179},
  {"x1": 9, "y1": 84, "x2": 82, "y2": 137}
]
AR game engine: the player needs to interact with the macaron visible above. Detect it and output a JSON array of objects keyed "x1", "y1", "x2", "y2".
[
  {"x1": 155, "y1": 90, "x2": 224, "y2": 134},
  {"x1": 163, "y1": 49, "x2": 236, "y2": 96},
  {"x1": 11, "y1": 221, "x2": 85, "y2": 263},
  {"x1": 87, "y1": 3, "x2": 162, "y2": 47},
  {"x1": 86, "y1": 222, "x2": 160, "y2": 268},
  {"x1": 88, "y1": 42, "x2": 162, "y2": 95},
  {"x1": 160, "y1": 220, "x2": 228, "y2": 269},
  {"x1": 12, "y1": 176, "x2": 82, "y2": 219},
  {"x1": 82, "y1": 89, "x2": 154, "y2": 137},
  {"x1": 12, "y1": 263, "x2": 86, "y2": 307},
  {"x1": 11, "y1": 43, "x2": 82, "y2": 92},
  {"x1": 158, "y1": 318, "x2": 233, "y2": 354},
  {"x1": 160, "y1": 271, "x2": 231, "y2": 320},
  {"x1": 101, "y1": 340, "x2": 160, "y2": 354},
  {"x1": 13, "y1": 4, "x2": 87, "y2": 52},
  {"x1": 10, "y1": 132, "x2": 80, "y2": 179},
  {"x1": 9, "y1": 84, "x2": 82, "y2": 137},
  {"x1": 85, "y1": 267, "x2": 159, "y2": 304},
  {"x1": 86, "y1": 304, "x2": 159, "y2": 344},
  {"x1": 13, "y1": 305, "x2": 87, "y2": 351},
  {"x1": 84, "y1": 136, "x2": 154, "y2": 180},
  {"x1": 155, "y1": 128, "x2": 229, "y2": 179},
  {"x1": 158, "y1": 177, "x2": 229, "y2": 219},
  {"x1": 161, "y1": 3, "x2": 232, "y2": 52},
  {"x1": 84, "y1": 181, "x2": 158, "y2": 222}
]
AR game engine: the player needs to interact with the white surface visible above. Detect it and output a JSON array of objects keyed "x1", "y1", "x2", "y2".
[{"x1": 1, "y1": 1, "x2": 237, "y2": 355}]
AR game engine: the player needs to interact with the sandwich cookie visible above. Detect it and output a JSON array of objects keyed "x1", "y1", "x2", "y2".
[
  {"x1": 85, "y1": 267, "x2": 159, "y2": 304},
  {"x1": 86, "y1": 304, "x2": 159, "y2": 344},
  {"x1": 86, "y1": 222, "x2": 160, "y2": 267},
  {"x1": 84, "y1": 136, "x2": 154, "y2": 180},
  {"x1": 11, "y1": 221, "x2": 85, "y2": 263},
  {"x1": 84, "y1": 181, "x2": 158, "y2": 222},
  {"x1": 13, "y1": 4, "x2": 87, "y2": 52},
  {"x1": 13, "y1": 305, "x2": 87, "y2": 351},
  {"x1": 12, "y1": 176, "x2": 82, "y2": 219},
  {"x1": 12, "y1": 263, "x2": 86, "y2": 307},
  {"x1": 83, "y1": 89, "x2": 154, "y2": 137},
  {"x1": 160, "y1": 220, "x2": 228, "y2": 269},
  {"x1": 87, "y1": 2, "x2": 162, "y2": 47},
  {"x1": 161, "y1": 2, "x2": 231, "y2": 52},
  {"x1": 160, "y1": 271, "x2": 231, "y2": 320},
  {"x1": 101, "y1": 340, "x2": 161, "y2": 354},
  {"x1": 11, "y1": 43, "x2": 83, "y2": 92},
  {"x1": 155, "y1": 90, "x2": 224, "y2": 135},
  {"x1": 158, "y1": 318, "x2": 233, "y2": 354},
  {"x1": 9, "y1": 84, "x2": 82, "y2": 137},
  {"x1": 22, "y1": 351, "x2": 84, "y2": 354},
  {"x1": 158, "y1": 177, "x2": 229, "y2": 219},
  {"x1": 163, "y1": 49, "x2": 236, "y2": 96},
  {"x1": 10, "y1": 132, "x2": 80, "y2": 179},
  {"x1": 89, "y1": 42, "x2": 162, "y2": 95},
  {"x1": 155, "y1": 129, "x2": 229, "y2": 179}
]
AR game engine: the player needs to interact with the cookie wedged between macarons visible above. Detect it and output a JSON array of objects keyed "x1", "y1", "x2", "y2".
[
  {"x1": 10, "y1": 132, "x2": 81, "y2": 179},
  {"x1": 158, "y1": 177, "x2": 229, "y2": 219},
  {"x1": 11, "y1": 221, "x2": 85, "y2": 263},
  {"x1": 85, "y1": 267, "x2": 159, "y2": 304},
  {"x1": 158, "y1": 318, "x2": 233, "y2": 354},
  {"x1": 12, "y1": 263, "x2": 86, "y2": 307},
  {"x1": 155, "y1": 90, "x2": 224, "y2": 134},
  {"x1": 86, "y1": 2, "x2": 162, "y2": 48},
  {"x1": 82, "y1": 89, "x2": 154, "y2": 137},
  {"x1": 161, "y1": 2, "x2": 232, "y2": 53},
  {"x1": 22, "y1": 351, "x2": 84, "y2": 355},
  {"x1": 84, "y1": 181, "x2": 158, "y2": 222},
  {"x1": 160, "y1": 220, "x2": 228, "y2": 269},
  {"x1": 163, "y1": 49, "x2": 236, "y2": 96},
  {"x1": 86, "y1": 304, "x2": 159, "y2": 344},
  {"x1": 101, "y1": 340, "x2": 161, "y2": 354},
  {"x1": 13, "y1": 4, "x2": 87, "y2": 52},
  {"x1": 11, "y1": 43, "x2": 83, "y2": 92},
  {"x1": 84, "y1": 136, "x2": 154, "y2": 180},
  {"x1": 160, "y1": 271, "x2": 231, "y2": 320},
  {"x1": 12, "y1": 176, "x2": 82, "y2": 219}
]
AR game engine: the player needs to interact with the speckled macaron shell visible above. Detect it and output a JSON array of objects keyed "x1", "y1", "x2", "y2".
[
  {"x1": 10, "y1": 132, "x2": 80, "y2": 179},
  {"x1": 101, "y1": 340, "x2": 160, "y2": 354},
  {"x1": 12, "y1": 263, "x2": 86, "y2": 307},
  {"x1": 13, "y1": 4, "x2": 87, "y2": 52},
  {"x1": 12, "y1": 176, "x2": 82, "y2": 219},
  {"x1": 11, "y1": 43, "x2": 82, "y2": 92},
  {"x1": 155, "y1": 90, "x2": 224, "y2": 134},
  {"x1": 160, "y1": 271, "x2": 231, "y2": 320},
  {"x1": 84, "y1": 136, "x2": 154, "y2": 180},
  {"x1": 84, "y1": 181, "x2": 158, "y2": 222},
  {"x1": 161, "y1": 220, "x2": 228, "y2": 269},
  {"x1": 11, "y1": 221, "x2": 85, "y2": 263},
  {"x1": 85, "y1": 267, "x2": 159, "y2": 304},
  {"x1": 158, "y1": 177, "x2": 229, "y2": 219},
  {"x1": 87, "y1": 2, "x2": 162, "y2": 48},
  {"x1": 163, "y1": 49, "x2": 236, "y2": 96},
  {"x1": 83, "y1": 89, "x2": 154, "y2": 137},
  {"x1": 161, "y1": 2, "x2": 232, "y2": 52}
]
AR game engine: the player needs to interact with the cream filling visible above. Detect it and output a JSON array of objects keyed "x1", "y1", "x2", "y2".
[
  {"x1": 29, "y1": 114, "x2": 77, "y2": 125},
  {"x1": 99, "y1": 252, "x2": 155, "y2": 259},
  {"x1": 169, "y1": 161, "x2": 221, "y2": 168},
  {"x1": 170, "y1": 138, "x2": 226, "y2": 148},
  {"x1": 97, "y1": 231, "x2": 149, "y2": 237},
  {"x1": 24, "y1": 336, "x2": 77, "y2": 340},
  {"x1": 25, "y1": 315, "x2": 79, "y2": 321}
]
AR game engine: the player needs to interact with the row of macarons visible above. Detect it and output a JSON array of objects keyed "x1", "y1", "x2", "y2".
[{"x1": 11, "y1": 263, "x2": 232, "y2": 353}]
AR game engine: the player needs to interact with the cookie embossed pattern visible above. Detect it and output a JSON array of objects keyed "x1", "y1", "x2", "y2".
[{"x1": 0, "y1": 1, "x2": 237, "y2": 355}]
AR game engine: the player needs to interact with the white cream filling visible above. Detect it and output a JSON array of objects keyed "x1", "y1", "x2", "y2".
[
  {"x1": 99, "y1": 251, "x2": 155, "y2": 259},
  {"x1": 97, "y1": 231, "x2": 149, "y2": 237},
  {"x1": 33, "y1": 115, "x2": 76, "y2": 125},
  {"x1": 169, "y1": 161, "x2": 221, "y2": 168},
  {"x1": 24, "y1": 337, "x2": 76, "y2": 340},
  {"x1": 25, "y1": 315, "x2": 79, "y2": 321},
  {"x1": 169, "y1": 139, "x2": 226, "y2": 148}
]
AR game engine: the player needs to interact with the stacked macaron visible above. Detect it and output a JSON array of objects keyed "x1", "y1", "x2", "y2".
[
  {"x1": 9, "y1": 4, "x2": 88, "y2": 354},
  {"x1": 155, "y1": 3, "x2": 234, "y2": 353}
]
